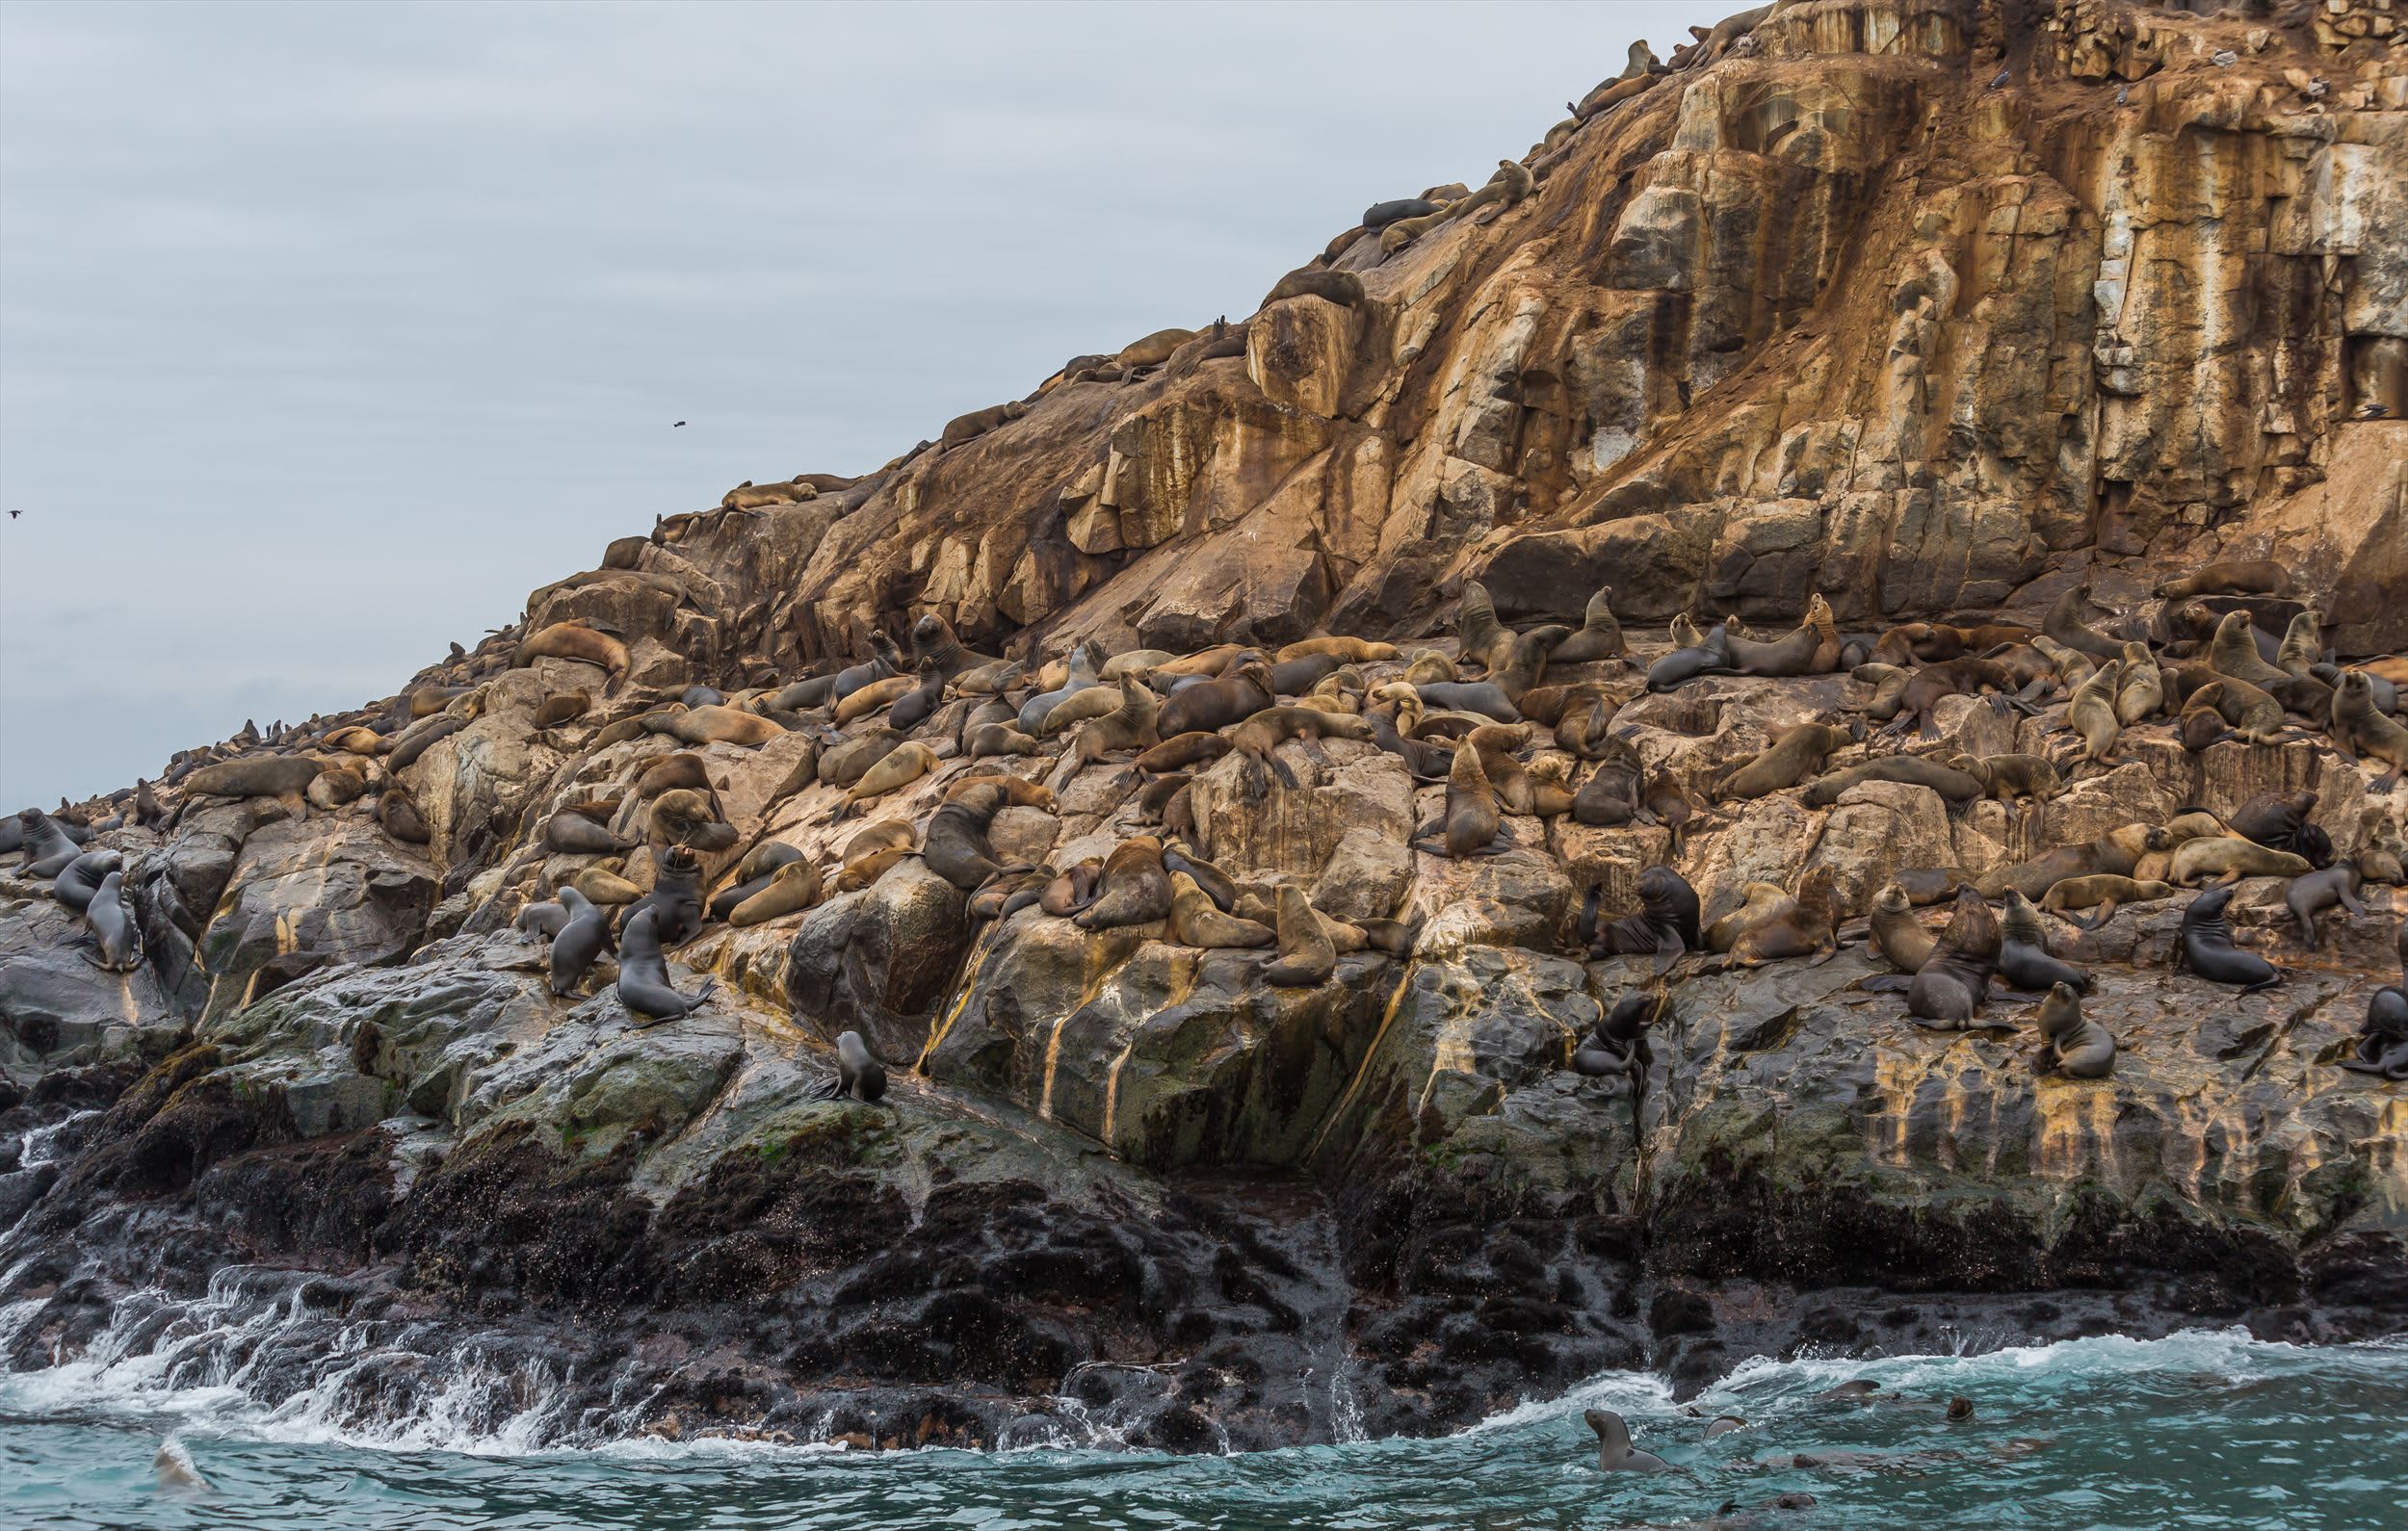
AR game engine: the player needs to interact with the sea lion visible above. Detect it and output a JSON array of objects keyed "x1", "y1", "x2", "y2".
[
  {"x1": 2285, "y1": 863, "x2": 2364, "y2": 949},
  {"x1": 720, "y1": 475, "x2": 818, "y2": 509},
  {"x1": 730, "y1": 861, "x2": 824, "y2": 926},
  {"x1": 1646, "y1": 625, "x2": 1737, "y2": 692},
  {"x1": 2064, "y1": 659, "x2": 2124, "y2": 765},
  {"x1": 1907, "y1": 889, "x2": 2001, "y2": 1027},
  {"x1": 83, "y1": 869, "x2": 143, "y2": 972},
  {"x1": 1161, "y1": 841, "x2": 1241, "y2": 911},
  {"x1": 304, "y1": 764, "x2": 368, "y2": 811},
  {"x1": 1401, "y1": 650, "x2": 1456, "y2": 687},
  {"x1": 181, "y1": 756, "x2": 324, "y2": 801},
  {"x1": 1363, "y1": 196, "x2": 1442, "y2": 229},
  {"x1": 818, "y1": 728, "x2": 904, "y2": 788},
  {"x1": 2043, "y1": 584, "x2": 2123, "y2": 661},
  {"x1": 517, "y1": 898, "x2": 568, "y2": 940},
  {"x1": 1229, "y1": 707, "x2": 1374, "y2": 797},
  {"x1": 646, "y1": 789, "x2": 730, "y2": 851},
  {"x1": 1453, "y1": 581, "x2": 1518, "y2": 674},
  {"x1": 1144, "y1": 643, "x2": 1246, "y2": 683},
  {"x1": 1947, "y1": 752, "x2": 2062, "y2": 803},
  {"x1": 50, "y1": 848, "x2": 122, "y2": 912},
  {"x1": 1550, "y1": 586, "x2": 1627, "y2": 664},
  {"x1": 2112, "y1": 642, "x2": 2162, "y2": 725},
  {"x1": 549, "y1": 887, "x2": 614, "y2": 996},
  {"x1": 2034, "y1": 982, "x2": 2115, "y2": 1078},
  {"x1": 2340, "y1": 984, "x2": 2408, "y2": 1080},
  {"x1": 1165, "y1": 870, "x2": 1274, "y2": 948},
  {"x1": 1017, "y1": 642, "x2": 1108, "y2": 735},
  {"x1": 1274, "y1": 635, "x2": 1397, "y2": 665},
  {"x1": 1377, "y1": 202, "x2": 1458, "y2": 253},
  {"x1": 7, "y1": 811, "x2": 86, "y2": 877},
  {"x1": 1999, "y1": 890, "x2": 2090, "y2": 992},
  {"x1": 320, "y1": 724, "x2": 386, "y2": 755},
  {"x1": 884, "y1": 661, "x2": 951, "y2": 734},
  {"x1": 1579, "y1": 866, "x2": 1701, "y2": 972},
  {"x1": 2276, "y1": 611, "x2": 2324, "y2": 679},
  {"x1": 908, "y1": 612, "x2": 993, "y2": 683},
  {"x1": 1157, "y1": 662, "x2": 1277, "y2": 738},
  {"x1": 965, "y1": 721, "x2": 1042, "y2": 758},
  {"x1": 1882, "y1": 658, "x2": 2030, "y2": 740},
  {"x1": 2210, "y1": 611, "x2": 2332, "y2": 714},
  {"x1": 2185, "y1": 676, "x2": 2294, "y2": 744},
  {"x1": 1727, "y1": 596, "x2": 1838, "y2": 678},
  {"x1": 2170, "y1": 837, "x2": 2310, "y2": 887},
  {"x1": 1039, "y1": 858, "x2": 1104, "y2": 917},
  {"x1": 2229, "y1": 791, "x2": 2321, "y2": 857},
  {"x1": 615, "y1": 906, "x2": 716, "y2": 1021},
  {"x1": 1723, "y1": 872, "x2": 1839, "y2": 968},
  {"x1": 840, "y1": 740, "x2": 938, "y2": 814},
  {"x1": 708, "y1": 841, "x2": 804, "y2": 919},
  {"x1": 1413, "y1": 680, "x2": 1521, "y2": 722},
  {"x1": 1549, "y1": 687, "x2": 1624, "y2": 759},
  {"x1": 1114, "y1": 326, "x2": 1197, "y2": 369},
  {"x1": 1261, "y1": 883, "x2": 1338, "y2": 985},
  {"x1": 923, "y1": 777, "x2": 1052, "y2": 892},
  {"x1": 1416, "y1": 737, "x2": 1506, "y2": 857},
  {"x1": 2039, "y1": 874, "x2": 2177, "y2": 930},
  {"x1": 2332, "y1": 670, "x2": 2408, "y2": 790},
  {"x1": 1570, "y1": 992, "x2": 1651, "y2": 1093},
  {"x1": 622, "y1": 845, "x2": 705, "y2": 946},
  {"x1": 631, "y1": 752, "x2": 712, "y2": 803},
  {"x1": 830, "y1": 634, "x2": 906, "y2": 706},
  {"x1": 940, "y1": 400, "x2": 1029, "y2": 450},
  {"x1": 1869, "y1": 883, "x2": 1936, "y2": 972},
  {"x1": 570, "y1": 865, "x2": 643, "y2": 906},
  {"x1": 1075, "y1": 836, "x2": 1172, "y2": 929},
  {"x1": 833, "y1": 675, "x2": 915, "y2": 726},
  {"x1": 1976, "y1": 824, "x2": 2171, "y2": 899},
  {"x1": 1135, "y1": 732, "x2": 1231, "y2": 775},
  {"x1": 2156, "y1": 560, "x2": 2290, "y2": 600},
  {"x1": 1049, "y1": 676, "x2": 1163, "y2": 791},
  {"x1": 375, "y1": 787, "x2": 431, "y2": 844},
  {"x1": 534, "y1": 691, "x2": 590, "y2": 729},
  {"x1": 831, "y1": 844, "x2": 911, "y2": 893},
  {"x1": 545, "y1": 808, "x2": 634, "y2": 855},
  {"x1": 1585, "y1": 1410, "x2": 1669, "y2": 1473},
  {"x1": 655, "y1": 703, "x2": 784, "y2": 748},
  {"x1": 1706, "y1": 882, "x2": 1791, "y2": 954},
  {"x1": 1716, "y1": 720, "x2": 1856, "y2": 800},
  {"x1": 1799, "y1": 754, "x2": 1981, "y2": 807},
  {"x1": 815, "y1": 1029, "x2": 888, "y2": 1103},
  {"x1": 2175, "y1": 886, "x2": 2280, "y2": 992},
  {"x1": 516, "y1": 619, "x2": 629, "y2": 692}
]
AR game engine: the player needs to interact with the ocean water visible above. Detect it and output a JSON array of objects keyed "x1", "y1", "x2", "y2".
[{"x1": 1, "y1": 1326, "x2": 2400, "y2": 1530}]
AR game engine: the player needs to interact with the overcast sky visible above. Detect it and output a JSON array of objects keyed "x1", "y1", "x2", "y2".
[{"x1": 0, "y1": 0, "x2": 1688, "y2": 809}]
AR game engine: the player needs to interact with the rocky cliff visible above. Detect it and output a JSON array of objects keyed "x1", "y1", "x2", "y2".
[{"x1": 4, "y1": 0, "x2": 2405, "y2": 1453}]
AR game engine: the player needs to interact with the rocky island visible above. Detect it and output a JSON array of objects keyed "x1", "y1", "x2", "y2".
[{"x1": 3, "y1": 0, "x2": 2403, "y2": 1455}]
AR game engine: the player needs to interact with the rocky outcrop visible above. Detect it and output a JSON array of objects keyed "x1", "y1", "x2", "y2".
[{"x1": 4, "y1": 0, "x2": 2404, "y2": 1456}]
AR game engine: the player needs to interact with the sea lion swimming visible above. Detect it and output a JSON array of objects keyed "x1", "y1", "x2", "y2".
[
  {"x1": 1585, "y1": 1409, "x2": 1670, "y2": 1473},
  {"x1": 1998, "y1": 889, "x2": 2090, "y2": 993},
  {"x1": 815, "y1": 1029, "x2": 888, "y2": 1103},
  {"x1": 549, "y1": 887, "x2": 614, "y2": 997},
  {"x1": 615, "y1": 905, "x2": 716, "y2": 1022},
  {"x1": 1907, "y1": 889, "x2": 2001, "y2": 1027},
  {"x1": 2175, "y1": 886, "x2": 2280, "y2": 992}
]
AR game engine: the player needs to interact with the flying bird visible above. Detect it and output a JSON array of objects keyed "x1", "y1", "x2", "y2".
[
  {"x1": 7, "y1": 509, "x2": 18, "y2": 519},
  {"x1": 672, "y1": 420, "x2": 687, "y2": 428}
]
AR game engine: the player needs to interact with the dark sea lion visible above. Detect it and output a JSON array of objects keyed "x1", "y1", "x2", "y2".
[
  {"x1": 830, "y1": 633, "x2": 905, "y2": 707},
  {"x1": 1999, "y1": 889, "x2": 2090, "y2": 992},
  {"x1": 1893, "y1": 867, "x2": 1965, "y2": 905},
  {"x1": 83, "y1": 869, "x2": 143, "y2": 972},
  {"x1": 622, "y1": 846, "x2": 705, "y2": 946},
  {"x1": 545, "y1": 809, "x2": 634, "y2": 856},
  {"x1": 1550, "y1": 586, "x2": 1626, "y2": 663},
  {"x1": 9, "y1": 810, "x2": 83, "y2": 878},
  {"x1": 1268, "y1": 651, "x2": 1344, "y2": 695},
  {"x1": 1585, "y1": 1409, "x2": 1669, "y2": 1473},
  {"x1": 50, "y1": 848, "x2": 122, "y2": 912},
  {"x1": 2284, "y1": 863, "x2": 2363, "y2": 949},
  {"x1": 2175, "y1": 886, "x2": 2280, "y2": 992},
  {"x1": 2157, "y1": 560, "x2": 2290, "y2": 600},
  {"x1": 1800, "y1": 754, "x2": 1980, "y2": 807},
  {"x1": 1882, "y1": 658, "x2": 2030, "y2": 740},
  {"x1": 1075, "y1": 836, "x2": 1172, "y2": 929},
  {"x1": 1946, "y1": 751, "x2": 2062, "y2": 803},
  {"x1": 517, "y1": 898, "x2": 569, "y2": 940},
  {"x1": 1572, "y1": 735, "x2": 1647, "y2": 826},
  {"x1": 884, "y1": 659, "x2": 950, "y2": 734},
  {"x1": 815, "y1": 1029, "x2": 888, "y2": 1103},
  {"x1": 1134, "y1": 772, "x2": 1192, "y2": 819},
  {"x1": 616, "y1": 906, "x2": 716, "y2": 1021},
  {"x1": 1646, "y1": 625, "x2": 1737, "y2": 692},
  {"x1": 378, "y1": 788, "x2": 432, "y2": 843},
  {"x1": 1869, "y1": 883, "x2": 1936, "y2": 972},
  {"x1": 1716, "y1": 720, "x2": 1857, "y2": 801},
  {"x1": 680, "y1": 685, "x2": 725, "y2": 709},
  {"x1": 1363, "y1": 196, "x2": 1441, "y2": 229},
  {"x1": 1155, "y1": 662, "x2": 1275, "y2": 739},
  {"x1": 924, "y1": 777, "x2": 1052, "y2": 892},
  {"x1": 769, "y1": 673, "x2": 839, "y2": 712},
  {"x1": 1572, "y1": 992, "x2": 1652, "y2": 1087},
  {"x1": 1416, "y1": 736, "x2": 1506, "y2": 857},
  {"x1": 1728, "y1": 595, "x2": 1838, "y2": 678},
  {"x1": 2332, "y1": 670, "x2": 2408, "y2": 790},
  {"x1": 1262, "y1": 267, "x2": 1364, "y2": 308},
  {"x1": 1908, "y1": 889, "x2": 2001, "y2": 1027},
  {"x1": 2229, "y1": 790, "x2": 2318, "y2": 854},
  {"x1": 2034, "y1": 982, "x2": 2114, "y2": 1077},
  {"x1": 1580, "y1": 866, "x2": 1701, "y2": 972},
  {"x1": 386, "y1": 715, "x2": 469, "y2": 772},
  {"x1": 1262, "y1": 884, "x2": 1338, "y2": 985},
  {"x1": 940, "y1": 399, "x2": 1029, "y2": 450},
  {"x1": 1364, "y1": 700, "x2": 1454, "y2": 781},
  {"x1": 549, "y1": 887, "x2": 614, "y2": 997},
  {"x1": 535, "y1": 691, "x2": 590, "y2": 729},
  {"x1": 1489, "y1": 624, "x2": 1571, "y2": 704},
  {"x1": 2043, "y1": 584, "x2": 2123, "y2": 661},
  {"x1": 1135, "y1": 732, "x2": 1231, "y2": 775},
  {"x1": 182, "y1": 756, "x2": 325, "y2": 800},
  {"x1": 1414, "y1": 681, "x2": 1521, "y2": 722},
  {"x1": 1454, "y1": 581, "x2": 1517, "y2": 673}
]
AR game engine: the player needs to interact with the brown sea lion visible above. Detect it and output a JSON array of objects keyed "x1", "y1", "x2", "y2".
[
  {"x1": 908, "y1": 612, "x2": 993, "y2": 683},
  {"x1": 2156, "y1": 560, "x2": 2290, "y2": 600},
  {"x1": 2186, "y1": 678, "x2": 2293, "y2": 744},
  {"x1": 1416, "y1": 735, "x2": 1506, "y2": 856},
  {"x1": 1801, "y1": 754, "x2": 1982, "y2": 807},
  {"x1": 2170, "y1": 837, "x2": 2311, "y2": 886},
  {"x1": 1076, "y1": 836, "x2": 1172, "y2": 928},
  {"x1": 819, "y1": 728, "x2": 905, "y2": 788},
  {"x1": 658, "y1": 704, "x2": 785, "y2": 747},
  {"x1": 1454, "y1": 581, "x2": 1517, "y2": 674},
  {"x1": 939, "y1": 400, "x2": 1029, "y2": 450},
  {"x1": 1705, "y1": 882, "x2": 1790, "y2": 954},
  {"x1": 1724, "y1": 872, "x2": 1840, "y2": 968},
  {"x1": 1716, "y1": 719, "x2": 1856, "y2": 800},
  {"x1": 2038, "y1": 874, "x2": 2177, "y2": 930},
  {"x1": 2043, "y1": 584, "x2": 2123, "y2": 661},
  {"x1": 1136, "y1": 732, "x2": 1232, "y2": 775},
  {"x1": 730, "y1": 861, "x2": 824, "y2": 926},
  {"x1": 1572, "y1": 735, "x2": 1648, "y2": 826},
  {"x1": 721, "y1": 476, "x2": 818, "y2": 509},
  {"x1": 1883, "y1": 658, "x2": 2028, "y2": 739},
  {"x1": 833, "y1": 674, "x2": 915, "y2": 726},
  {"x1": 831, "y1": 844, "x2": 911, "y2": 893},
  {"x1": 1906, "y1": 889, "x2": 2001, "y2": 1027},
  {"x1": 2276, "y1": 610, "x2": 2323, "y2": 679},
  {"x1": 1228, "y1": 707, "x2": 1375, "y2": 798},
  {"x1": 2064, "y1": 659, "x2": 2124, "y2": 765},
  {"x1": 1869, "y1": 883, "x2": 1936, "y2": 972},
  {"x1": 1261, "y1": 883, "x2": 1338, "y2": 985},
  {"x1": 1040, "y1": 858, "x2": 1105, "y2": 917},
  {"x1": 1166, "y1": 870, "x2": 1275, "y2": 948},
  {"x1": 516, "y1": 619, "x2": 629, "y2": 691},
  {"x1": 2332, "y1": 670, "x2": 2408, "y2": 791},
  {"x1": 923, "y1": 776, "x2": 1052, "y2": 892},
  {"x1": 1274, "y1": 636, "x2": 1398, "y2": 664},
  {"x1": 1550, "y1": 587, "x2": 1626, "y2": 664},
  {"x1": 182, "y1": 755, "x2": 324, "y2": 800},
  {"x1": 2210, "y1": 611, "x2": 2331, "y2": 714},
  {"x1": 1728, "y1": 595, "x2": 1838, "y2": 678},
  {"x1": 1048, "y1": 677, "x2": 1163, "y2": 791},
  {"x1": 1156, "y1": 662, "x2": 1276, "y2": 738},
  {"x1": 966, "y1": 721, "x2": 1042, "y2": 758},
  {"x1": 839, "y1": 740, "x2": 938, "y2": 814},
  {"x1": 535, "y1": 691, "x2": 590, "y2": 729},
  {"x1": 632, "y1": 751, "x2": 714, "y2": 803},
  {"x1": 2113, "y1": 642, "x2": 2162, "y2": 725},
  {"x1": 1976, "y1": 825, "x2": 2172, "y2": 899},
  {"x1": 2034, "y1": 982, "x2": 2115, "y2": 1077}
]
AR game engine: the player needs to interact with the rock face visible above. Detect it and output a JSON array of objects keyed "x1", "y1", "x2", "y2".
[{"x1": 4, "y1": 0, "x2": 2405, "y2": 1456}]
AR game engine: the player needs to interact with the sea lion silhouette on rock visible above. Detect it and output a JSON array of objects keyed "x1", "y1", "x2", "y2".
[
  {"x1": 2176, "y1": 886, "x2": 2280, "y2": 993},
  {"x1": 616, "y1": 905, "x2": 716, "y2": 1022}
]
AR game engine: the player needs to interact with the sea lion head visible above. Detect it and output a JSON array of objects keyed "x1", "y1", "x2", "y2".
[{"x1": 1871, "y1": 882, "x2": 1912, "y2": 917}]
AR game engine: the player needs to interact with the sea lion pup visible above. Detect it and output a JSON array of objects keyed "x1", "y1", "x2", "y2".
[
  {"x1": 709, "y1": 841, "x2": 804, "y2": 919},
  {"x1": 819, "y1": 728, "x2": 904, "y2": 789},
  {"x1": 1550, "y1": 586, "x2": 1627, "y2": 664},
  {"x1": 1869, "y1": 883, "x2": 1937, "y2": 972},
  {"x1": 1715, "y1": 719, "x2": 1857, "y2": 801},
  {"x1": 1705, "y1": 882, "x2": 1791, "y2": 954},
  {"x1": 181, "y1": 755, "x2": 325, "y2": 802},
  {"x1": 1585, "y1": 1409, "x2": 1670, "y2": 1473},
  {"x1": 1135, "y1": 731, "x2": 1231, "y2": 776},
  {"x1": 534, "y1": 690, "x2": 591, "y2": 730},
  {"x1": 836, "y1": 740, "x2": 939, "y2": 817},
  {"x1": 815, "y1": 1029, "x2": 889, "y2": 1104},
  {"x1": 2285, "y1": 862, "x2": 2364, "y2": 949},
  {"x1": 516, "y1": 618, "x2": 631, "y2": 692},
  {"x1": 1416, "y1": 736, "x2": 1508, "y2": 857},
  {"x1": 1566, "y1": 731, "x2": 1641, "y2": 825},
  {"x1": 2114, "y1": 641, "x2": 2163, "y2": 725},
  {"x1": 2157, "y1": 560, "x2": 2291, "y2": 600},
  {"x1": 938, "y1": 399, "x2": 1029, "y2": 450},
  {"x1": 1039, "y1": 858, "x2": 1105, "y2": 917},
  {"x1": 50, "y1": 847, "x2": 122, "y2": 912},
  {"x1": 1646, "y1": 625, "x2": 1738, "y2": 692},
  {"x1": 2039, "y1": 874, "x2": 2178, "y2": 930},
  {"x1": 1156, "y1": 661, "x2": 1277, "y2": 739},
  {"x1": 2176, "y1": 886, "x2": 2280, "y2": 992},
  {"x1": 829, "y1": 632, "x2": 906, "y2": 706},
  {"x1": 2333, "y1": 670, "x2": 2408, "y2": 790},
  {"x1": 544, "y1": 807, "x2": 634, "y2": 856},
  {"x1": 1231, "y1": 707, "x2": 1375, "y2": 797},
  {"x1": 1579, "y1": 866, "x2": 1703, "y2": 971},
  {"x1": 1259, "y1": 883, "x2": 1338, "y2": 985},
  {"x1": 1074, "y1": 836, "x2": 1173, "y2": 929},
  {"x1": 1727, "y1": 595, "x2": 1839, "y2": 678},
  {"x1": 1799, "y1": 754, "x2": 1982, "y2": 808},
  {"x1": 2062, "y1": 658, "x2": 2124, "y2": 765},
  {"x1": 1165, "y1": 869, "x2": 1275, "y2": 948},
  {"x1": 83, "y1": 869, "x2": 143, "y2": 972},
  {"x1": 615, "y1": 905, "x2": 716, "y2": 1022},
  {"x1": 1907, "y1": 889, "x2": 2002, "y2": 1027},
  {"x1": 2171, "y1": 836, "x2": 2311, "y2": 887},
  {"x1": 882, "y1": 660, "x2": 950, "y2": 734},
  {"x1": 1998, "y1": 889, "x2": 2091, "y2": 992},
  {"x1": 1976, "y1": 824, "x2": 2171, "y2": 899},
  {"x1": 2043, "y1": 583, "x2": 2124, "y2": 661},
  {"x1": 2034, "y1": 981, "x2": 2115, "y2": 1078},
  {"x1": 730, "y1": 860, "x2": 824, "y2": 926},
  {"x1": 923, "y1": 776, "x2": 1053, "y2": 892},
  {"x1": 549, "y1": 887, "x2": 614, "y2": 997}
]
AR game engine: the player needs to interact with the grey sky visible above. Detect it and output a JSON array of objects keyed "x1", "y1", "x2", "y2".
[{"x1": 0, "y1": 0, "x2": 1688, "y2": 810}]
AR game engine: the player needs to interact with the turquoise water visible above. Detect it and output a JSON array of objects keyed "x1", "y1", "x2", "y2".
[{"x1": 3, "y1": 1329, "x2": 2401, "y2": 1529}]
